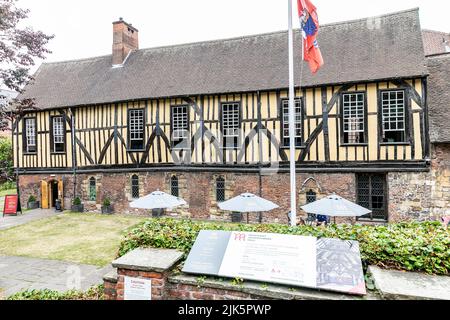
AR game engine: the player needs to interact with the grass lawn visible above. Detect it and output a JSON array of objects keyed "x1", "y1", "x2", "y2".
[{"x1": 0, "y1": 213, "x2": 146, "y2": 266}]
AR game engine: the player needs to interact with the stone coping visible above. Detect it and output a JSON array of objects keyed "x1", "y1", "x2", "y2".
[
  {"x1": 112, "y1": 248, "x2": 184, "y2": 273},
  {"x1": 369, "y1": 266, "x2": 450, "y2": 300},
  {"x1": 103, "y1": 269, "x2": 118, "y2": 283},
  {"x1": 168, "y1": 274, "x2": 380, "y2": 300}
]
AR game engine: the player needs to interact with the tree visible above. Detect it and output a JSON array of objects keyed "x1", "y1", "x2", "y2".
[
  {"x1": 0, "y1": 0, "x2": 54, "y2": 130},
  {"x1": 0, "y1": 137, "x2": 14, "y2": 182}
]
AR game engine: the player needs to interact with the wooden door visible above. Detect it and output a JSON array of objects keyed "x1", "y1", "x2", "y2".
[
  {"x1": 58, "y1": 179, "x2": 64, "y2": 210},
  {"x1": 41, "y1": 181, "x2": 49, "y2": 209}
]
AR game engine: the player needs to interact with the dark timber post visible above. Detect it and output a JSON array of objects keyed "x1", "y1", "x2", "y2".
[
  {"x1": 257, "y1": 91, "x2": 263, "y2": 223},
  {"x1": 71, "y1": 107, "x2": 77, "y2": 201}
]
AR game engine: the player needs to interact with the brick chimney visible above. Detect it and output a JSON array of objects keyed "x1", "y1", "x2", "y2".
[{"x1": 112, "y1": 18, "x2": 139, "y2": 66}]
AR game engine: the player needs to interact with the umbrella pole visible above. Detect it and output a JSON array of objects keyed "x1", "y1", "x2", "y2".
[{"x1": 247, "y1": 213, "x2": 249, "y2": 224}]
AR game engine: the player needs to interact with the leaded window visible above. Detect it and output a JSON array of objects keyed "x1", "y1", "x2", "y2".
[
  {"x1": 170, "y1": 176, "x2": 179, "y2": 197},
  {"x1": 281, "y1": 99, "x2": 302, "y2": 147},
  {"x1": 342, "y1": 93, "x2": 366, "y2": 144},
  {"x1": 357, "y1": 174, "x2": 388, "y2": 221},
  {"x1": 131, "y1": 175, "x2": 140, "y2": 199},
  {"x1": 306, "y1": 190, "x2": 317, "y2": 204},
  {"x1": 128, "y1": 109, "x2": 145, "y2": 150},
  {"x1": 381, "y1": 90, "x2": 407, "y2": 143},
  {"x1": 216, "y1": 177, "x2": 225, "y2": 202},
  {"x1": 172, "y1": 105, "x2": 189, "y2": 149},
  {"x1": 221, "y1": 103, "x2": 240, "y2": 149},
  {"x1": 24, "y1": 118, "x2": 37, "y2": 153},
  {"x1": 52, "y1": 116, "x2": 65, "y2": 153},
  {"x1": 89, "y1": 177, "x2": 96, "y2": 201}
]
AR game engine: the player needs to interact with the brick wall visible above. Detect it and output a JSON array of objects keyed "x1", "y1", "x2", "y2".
[
  {"x1": 115, "y1": 268, "x2": 168, "y2": 300},
  {"x1": 17, "y1": 155, "x2": 449, "y2": 221}
]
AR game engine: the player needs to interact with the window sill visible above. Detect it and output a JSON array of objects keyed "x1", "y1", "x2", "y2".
[
  {"x1": 280, "y1": 146, "x2": 306, "y2": 150},
  {"x1": 356, "y1": 218, "x2": 388, "y2": 223},
  {"x1": 23, "y1": 152, "x2": 38, "y2": 156},
  {"x1": 126, "y1": 149, "x2": 146, "y2": 152},
  {"x1": 50, "y1": 152, "x2": 66, "y2": 155},
  {"x1": 340, "y1": 143, "x2": 369, "y2": 147},
  {"x1": 379, "y1": 142, "x2": 411, "y2": 146}
]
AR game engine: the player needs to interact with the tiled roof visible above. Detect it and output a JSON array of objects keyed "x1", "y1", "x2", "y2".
[
  {"x1": 422, "y1": 30, "x2": 450, "y2": 56},
  {"x1": 427, "y1": 53, "x2": 450, "y2": 143},
  {"x1": 19, "y1": 8, "x2": 428, "y2": 110}
]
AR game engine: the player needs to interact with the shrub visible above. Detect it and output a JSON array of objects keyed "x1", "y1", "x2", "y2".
[
  {"x1": 118, "y1": 218, "x2": 450, "y2": 275},
  {"x1": 0, "y1": 180, "x2": 15, "y2": 191},
  {"x1": 28, "y1": 195, "x2": 36, "y2": 203},
  {"x1": 103, "y1": 198, "x2": 111, "y2": 207},
  {"x1": 72, "y1": 197, "x2": 82, "y2": 206},
  {"x1": 0, "y1": 137, "x2": 14, "y2": 183},
  {"x1": 7, "y1": 285, "x2": 104, "y2": 300}
]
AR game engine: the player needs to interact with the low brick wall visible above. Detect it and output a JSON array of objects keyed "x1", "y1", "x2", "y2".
[{"x1": 104, "y1": 248, "x2": 379, "y2": 301}]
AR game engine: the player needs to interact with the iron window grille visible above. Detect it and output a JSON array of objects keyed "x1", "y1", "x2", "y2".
[
  {"x1": 381, "y1": 90, "x2": 406, "y2": 143},
  {"x1": 342, "y1": 93, "x2": 366, "y2": 144},
  {"x1": 216, "y1": 177, "x2": 225, "y2": 202},
  {"x1": 172, "y1": 105, "x2": 189, "y2": 149},
  {"x1": 281, "y1": 99, "x2": 302, "y2": 147},
  {"x1": 52, "y1": 116, "x2": 65, "y2": 153},
  {"x1": 356, "y1": 174, "x2": 388, "y2": 221},
  {"x1": 170, "y1": 176, "x2": 179, "y2": 197},
  {"x1": 128, "y1": 109, "x2": 145, "y2": 150},
  {"x1": 131, "y1": 175, "x2": 140, "y2": 199},
  {"x1": 89, "y1": 177, "x2": 96, "y2": 201},
  {"x1": 24, "y1": 118, "x2": 37, "y2": 153},
  {"x1": 221, "y1": 103, "x2": 240, "y2": 149}
]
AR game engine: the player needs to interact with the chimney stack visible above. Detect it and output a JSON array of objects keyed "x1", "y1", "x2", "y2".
[{"x1": 112, "y1": 18, "x2": 139, "y2": 66}]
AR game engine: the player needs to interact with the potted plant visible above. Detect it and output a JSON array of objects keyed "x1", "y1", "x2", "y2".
[
  {"x1": 71, "y1": 197, "x2": 84, "y2": 213},
  {"x1": 101, "y1": 198, "x2": 113, "y2": 214},
  {"x1": 27, "y1": 195, "x2": 40, "y2": 210}
]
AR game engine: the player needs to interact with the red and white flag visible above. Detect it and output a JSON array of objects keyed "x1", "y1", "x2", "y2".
[{"x1": 297, "y1": 0, "x2": 324, "y2": 74}]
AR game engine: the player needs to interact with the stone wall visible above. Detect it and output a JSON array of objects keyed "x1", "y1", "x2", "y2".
[{"x1": 388, "y1": 144, "x2": 450, "y2": 222}]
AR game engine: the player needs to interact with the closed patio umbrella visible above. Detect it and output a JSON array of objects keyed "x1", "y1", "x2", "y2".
[
  {"x1": 130, "y1": 190, "x2": 187, "y2": 211},
  {"x1": 300, "y1": 194, "x2": 371, "y2": 223},
  {"x1": 218, "y1": 193, "x2": 279, "y2": 223}
]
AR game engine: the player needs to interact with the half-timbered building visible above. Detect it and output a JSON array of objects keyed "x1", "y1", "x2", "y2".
[{"x1": 13, "y1": 8, "x2": 449, "y2": 223}]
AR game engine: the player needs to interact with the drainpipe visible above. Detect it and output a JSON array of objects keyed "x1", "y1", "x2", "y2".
[
  {"x1": 71, "y1": 107, "x2": 77, "y2": 200},
  {"x1": 14, "y1": 115, "x2": 21, "y2": 211}
]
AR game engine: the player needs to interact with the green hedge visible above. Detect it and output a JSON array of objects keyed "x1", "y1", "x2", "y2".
[
  {"x1": 7, "y1": 285, "x2": 104, "y2": 300},
  {"x1": 118, "y1": 218, "x2": 450, "y2": 275}
]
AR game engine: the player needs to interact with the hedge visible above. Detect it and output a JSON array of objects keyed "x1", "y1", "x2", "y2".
[
  {"x1": 7, "y1": 285, "x2": 104, "y2": 300},
  {"x1": 118, "y1": 218, "x2": 450, "y2": 275}
]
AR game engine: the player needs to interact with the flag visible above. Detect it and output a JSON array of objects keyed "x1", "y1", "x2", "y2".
[{"x1": 297, "y1": 0, "x2": 324, "y2": 74}]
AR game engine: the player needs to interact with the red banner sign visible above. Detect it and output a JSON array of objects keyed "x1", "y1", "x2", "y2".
[{"x1": 3, "y1": 195, "x2": 19, "y2": 216}]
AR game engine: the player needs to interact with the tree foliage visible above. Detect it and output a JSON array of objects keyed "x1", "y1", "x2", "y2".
[
  {"x1": 0, "y1": 137, "x2": 14, "y2": 182},
  {"x1": 0, "y1": 0, "x2": 54, "y2": 130}
]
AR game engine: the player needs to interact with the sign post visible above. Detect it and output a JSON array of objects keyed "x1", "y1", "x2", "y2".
[{"x1": 3, "y1": 195, "x2": 21, "y2": 217}]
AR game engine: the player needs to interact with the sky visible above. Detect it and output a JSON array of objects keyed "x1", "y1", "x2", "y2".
[{"x1": 15, "y1": 0, "x2": 450, "y2": 65}]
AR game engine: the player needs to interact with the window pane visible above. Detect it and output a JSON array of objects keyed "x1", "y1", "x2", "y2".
[
  {"x1": 25, "y1": 118, "x2": 36, "y2": 153},
  {"x1": 357, "y1": 174, "x2": 387, "y2": 221},
  {"x1": 342, "y1": 93, "x2": 365, "y2": 144},
  {"x1": 172, "y1": 106, "x2": 189, "y2": 149},
  {"x1": 129, "y1": 109, "x2": 144, "y2": 149},
  {"x1": 282, "y1": 99, "x2": 302, "y2": 147},
  {"x1": 53, "y1": 117, "x2": 65, "y2": 152},
  {"x1": 131, "y1": 175, "x2": 139, "y2": 199},
  {"x1": 222, "y1": 103, "x2": 240, "y2": 149},
  {"x1": 171, "y1": 176, "x2": 179, "y2": 197},
  {"x1": 381, "y1": 90, "x2": 406, "y2": 142},
  {"x1": 216, "y1": 177, "x2": 225, "y2": 202},
  {"x1": 89, "y1": 178, "x2": 96, "y2": 201}
]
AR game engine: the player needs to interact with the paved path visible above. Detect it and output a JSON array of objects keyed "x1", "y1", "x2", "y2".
[
  {"x1": 0, "y1": 255, "x2": 113, "y2": 298},
  {"x1": 0, "y1": 209, "x2": 61, "y2": 231}
]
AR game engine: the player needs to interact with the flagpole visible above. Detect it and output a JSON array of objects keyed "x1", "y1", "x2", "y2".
[{"x1": 288, "y1": 0, "x2": 297, "y2": 227}]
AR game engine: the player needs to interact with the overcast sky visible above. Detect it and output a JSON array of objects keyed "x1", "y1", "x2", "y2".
[{"x1": 17, "y1": 0, "x2": 450, "y2": 65}]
